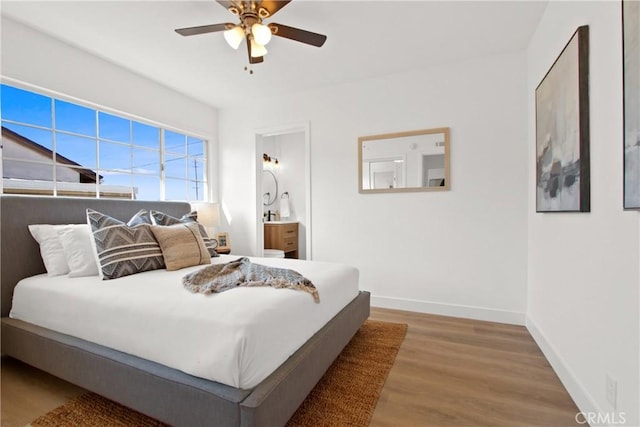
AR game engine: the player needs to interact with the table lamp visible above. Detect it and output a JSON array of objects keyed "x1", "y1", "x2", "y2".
[{"x1": 191, "y1": 202, "x2": 220, "y2": 237}]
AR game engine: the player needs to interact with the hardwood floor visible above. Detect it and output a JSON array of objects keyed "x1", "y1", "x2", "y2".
[
  {"x1": 369, "y1": 308, "x2": 580, "y2": 427},
  {"x1": 1, "y1": 355, "x2": 85, "y2": 427},
  {"x1": 1, "y1": 308, "x2": 580, "y2": 427}
]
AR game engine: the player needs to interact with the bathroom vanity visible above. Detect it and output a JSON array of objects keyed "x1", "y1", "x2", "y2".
[{"x1": 264, "y1": 221, "x2": 299, "y2": 259}]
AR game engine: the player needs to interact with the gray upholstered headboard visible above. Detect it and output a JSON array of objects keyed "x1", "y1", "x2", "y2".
[{"x1": 1, "y1": 196, "x2": 192, "y2": 317}]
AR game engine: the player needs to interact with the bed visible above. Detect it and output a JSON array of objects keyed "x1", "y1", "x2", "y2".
[{"x1": 0, "y1": 195, "x2": 370, "y2": 426}]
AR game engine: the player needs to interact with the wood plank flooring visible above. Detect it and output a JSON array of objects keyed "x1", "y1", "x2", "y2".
[
  {"x1": 1, "y1": 308, "x2": 580, "y2": 426},
  {"x1": 1, "y1": 355, "x2": 85, "y2": 427},
  {"x1": 369, "y1": 308, "x2": 580, "y2": 426}
]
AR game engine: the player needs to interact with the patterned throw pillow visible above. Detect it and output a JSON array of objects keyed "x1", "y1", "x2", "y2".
[
  {"x1": 151, "y1": 223, "x2": 211, "y2": 271},
  {"x1": 87, "y1": 209, "x2": 165, "y2": 280},
  {"x1": 127, "y1": 209, "x2": 152, "y2": 226},
  {"x1": 150, "y1": 210, "x2": 219, "y2": 257}
]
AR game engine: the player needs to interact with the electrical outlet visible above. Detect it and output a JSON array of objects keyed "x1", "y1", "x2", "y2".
[{"x1": 606, "y1": 374, "x2": 617, "y2": 409}]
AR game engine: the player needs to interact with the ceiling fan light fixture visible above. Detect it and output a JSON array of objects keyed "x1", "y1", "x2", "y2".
[
  {"x1": 251, "y1": 23, "x2": 272, "y2": 45},
  {"x1": 250, "y1": 39, "x2": 268, "y2": 57},
  {"x1": 175, "y1": 0, "x2": 328, "y2": 65},
  {"x1": 224, "y1": 25, "x2": 245, "y2": 49}
]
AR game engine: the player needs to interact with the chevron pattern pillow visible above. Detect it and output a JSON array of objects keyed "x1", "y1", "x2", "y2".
[
  {"x1": 150, "y1": 210, "x2": 219, "y2": 257},
  {"x1": 87, "y1": 209, "x2": 165, "y2": 280},
  {"x1": 127, "y1": 209, "x2": 152, "y2": 226}
]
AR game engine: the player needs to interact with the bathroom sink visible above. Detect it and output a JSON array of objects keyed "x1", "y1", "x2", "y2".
[{"x1": 265, "y1": 220, "x2": 297, "y2": 224}]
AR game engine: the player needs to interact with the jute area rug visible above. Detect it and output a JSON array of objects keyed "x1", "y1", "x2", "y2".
[{"x1": 28, "y1": 320, "x2": 407, "y2": 427}]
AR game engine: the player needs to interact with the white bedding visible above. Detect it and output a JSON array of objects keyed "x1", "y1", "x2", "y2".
[{"x1": 9, "y1": 255, "x2": 359, "y2": 389}]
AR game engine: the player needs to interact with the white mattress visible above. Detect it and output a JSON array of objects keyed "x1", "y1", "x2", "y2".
[{"x1": 9, "y1": 255, "x2": 359, "y2": 389}]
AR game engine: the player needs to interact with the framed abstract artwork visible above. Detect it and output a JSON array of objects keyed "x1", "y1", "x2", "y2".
[
  {"x1": 624, "y1": 0, "x2": 640, "y2": 209},
  {"x1": 535, "y1": 26, "x2": 590, "y2": 212}
]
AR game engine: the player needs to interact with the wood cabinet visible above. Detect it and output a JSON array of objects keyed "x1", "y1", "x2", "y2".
[{"x1": 264, "y1": 222, "x2": 298, "y2": 259}]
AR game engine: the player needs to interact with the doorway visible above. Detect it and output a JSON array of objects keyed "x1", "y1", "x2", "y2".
[{"x1": 255, "y1": 123, "x2": 311, "y2": 259}]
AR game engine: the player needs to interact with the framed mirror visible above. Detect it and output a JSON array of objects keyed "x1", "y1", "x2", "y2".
[
  {"x1": 358, "y1": 127, "x2": 450, "y2": 193},
  {"x1": 262, "y1": 169, "x2": 278, "y2": 205}
]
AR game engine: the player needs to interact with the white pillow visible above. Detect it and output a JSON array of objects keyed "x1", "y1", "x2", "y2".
[
  {"x1": 28, "y1": 224, "x2": 70, "y2": 276},
  {"x1": 86, "y1": 219, "x2": 104, "y2": 279},
  {"x1": 57, "y1": 225, "x2": 100, "y2": 277}
]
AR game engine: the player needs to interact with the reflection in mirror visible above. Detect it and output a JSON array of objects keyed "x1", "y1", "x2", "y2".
[
  {"x1": 262, "y1": 170, "x2": 278, "y2": 205},
  {"x1": 359, "y1": 127, "x2": 450, "y2": 193}
]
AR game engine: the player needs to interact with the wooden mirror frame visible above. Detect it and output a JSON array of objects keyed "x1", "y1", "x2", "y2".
[{"x1": 358, "y1": 127, "x2": 450, "y2": 194}]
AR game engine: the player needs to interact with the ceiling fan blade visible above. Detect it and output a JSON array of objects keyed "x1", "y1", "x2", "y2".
[
  {"x1": 268, "y1": 23, "x2": 327, "y2": 47},
  {"x1": 215, "y1": 0, "x2": 237, "y2": 10},
  {"x1": 247, "y1": 38, "x2": 265, "y2": 64},
  {"x1": 259, "y1": 1, "x2": 291, "y2": 18},
  {"x1": 175, "y1": 23, "x2": 232, "y2": 37}
]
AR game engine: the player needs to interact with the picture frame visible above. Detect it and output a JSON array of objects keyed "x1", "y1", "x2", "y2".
[
  {"x1": 215, "y1": 232, "x2": 230, "y2": 250},
  {"x1": 623, "y1": 0, "x2": 640, "y2": 209},
  {"x1": 535, "y1": 25, "x2": 590, "y2": 212}
]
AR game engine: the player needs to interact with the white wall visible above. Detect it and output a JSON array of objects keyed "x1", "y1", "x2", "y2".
[
  {"x1": 526, "y1": 2, "x2": 639, "y2": 424},
  {"x1": 219, "y1": 52, "x2": 529, "y2": 324},
  {"x1": 1, "y1": 17, "x2": 218, "y2": 200}
]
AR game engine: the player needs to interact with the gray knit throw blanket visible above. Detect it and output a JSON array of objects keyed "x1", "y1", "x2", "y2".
[{"x1": 183, "y1": 257, "x2": 320, "y2": 303}]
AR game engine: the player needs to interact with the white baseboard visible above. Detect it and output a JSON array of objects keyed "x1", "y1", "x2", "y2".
[
  {"x1": 370, "y1": 295, "x2": 526, "y2": 325},
  {"x1": 525, "y1": 315, "x2": 603, "y2": 423}
]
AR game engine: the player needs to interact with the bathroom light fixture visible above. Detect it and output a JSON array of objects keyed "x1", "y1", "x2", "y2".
[{"x1": 263, "y1": 153, "x2": 279, "y2": 169}]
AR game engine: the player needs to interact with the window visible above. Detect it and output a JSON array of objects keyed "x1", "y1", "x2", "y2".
[{"x1": 1, "y1": 83, "x2": 208, "y2": 201}]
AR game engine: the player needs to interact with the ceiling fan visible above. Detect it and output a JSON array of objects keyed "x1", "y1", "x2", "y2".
[{"x1": 175, "y1": 0, "x2": 327, "y2": 65}]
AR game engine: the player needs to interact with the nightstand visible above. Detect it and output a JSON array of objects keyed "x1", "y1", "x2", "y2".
[{"x1": 216, "y1": 248, "x2": 230, "y2": 255}]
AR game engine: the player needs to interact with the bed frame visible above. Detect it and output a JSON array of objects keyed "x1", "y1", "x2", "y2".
[{"x1": 0, "y1": 195, "x2": 370, "y2": 426}]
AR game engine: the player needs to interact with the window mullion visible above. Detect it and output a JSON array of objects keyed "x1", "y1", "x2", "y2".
[
  {"x1": 51, "y1": 98, "x2": 57, "y2": 197},
  {"x1": 129, "y1": 120, "x2": 134, "y2": 200},
  {"x1": 95, "y1": 110, "x2": 100, "y2": 199},
  {"x1": 160, "y1": 129, "x2": 166, "y2": 201},
  {"x1": 185, "y1": 136, "x2": 189, "y2": 201}
]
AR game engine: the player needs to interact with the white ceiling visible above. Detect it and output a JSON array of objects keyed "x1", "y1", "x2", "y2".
[{"x1": 1, "y1": 1, "x2": 548, "y2": 109}]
